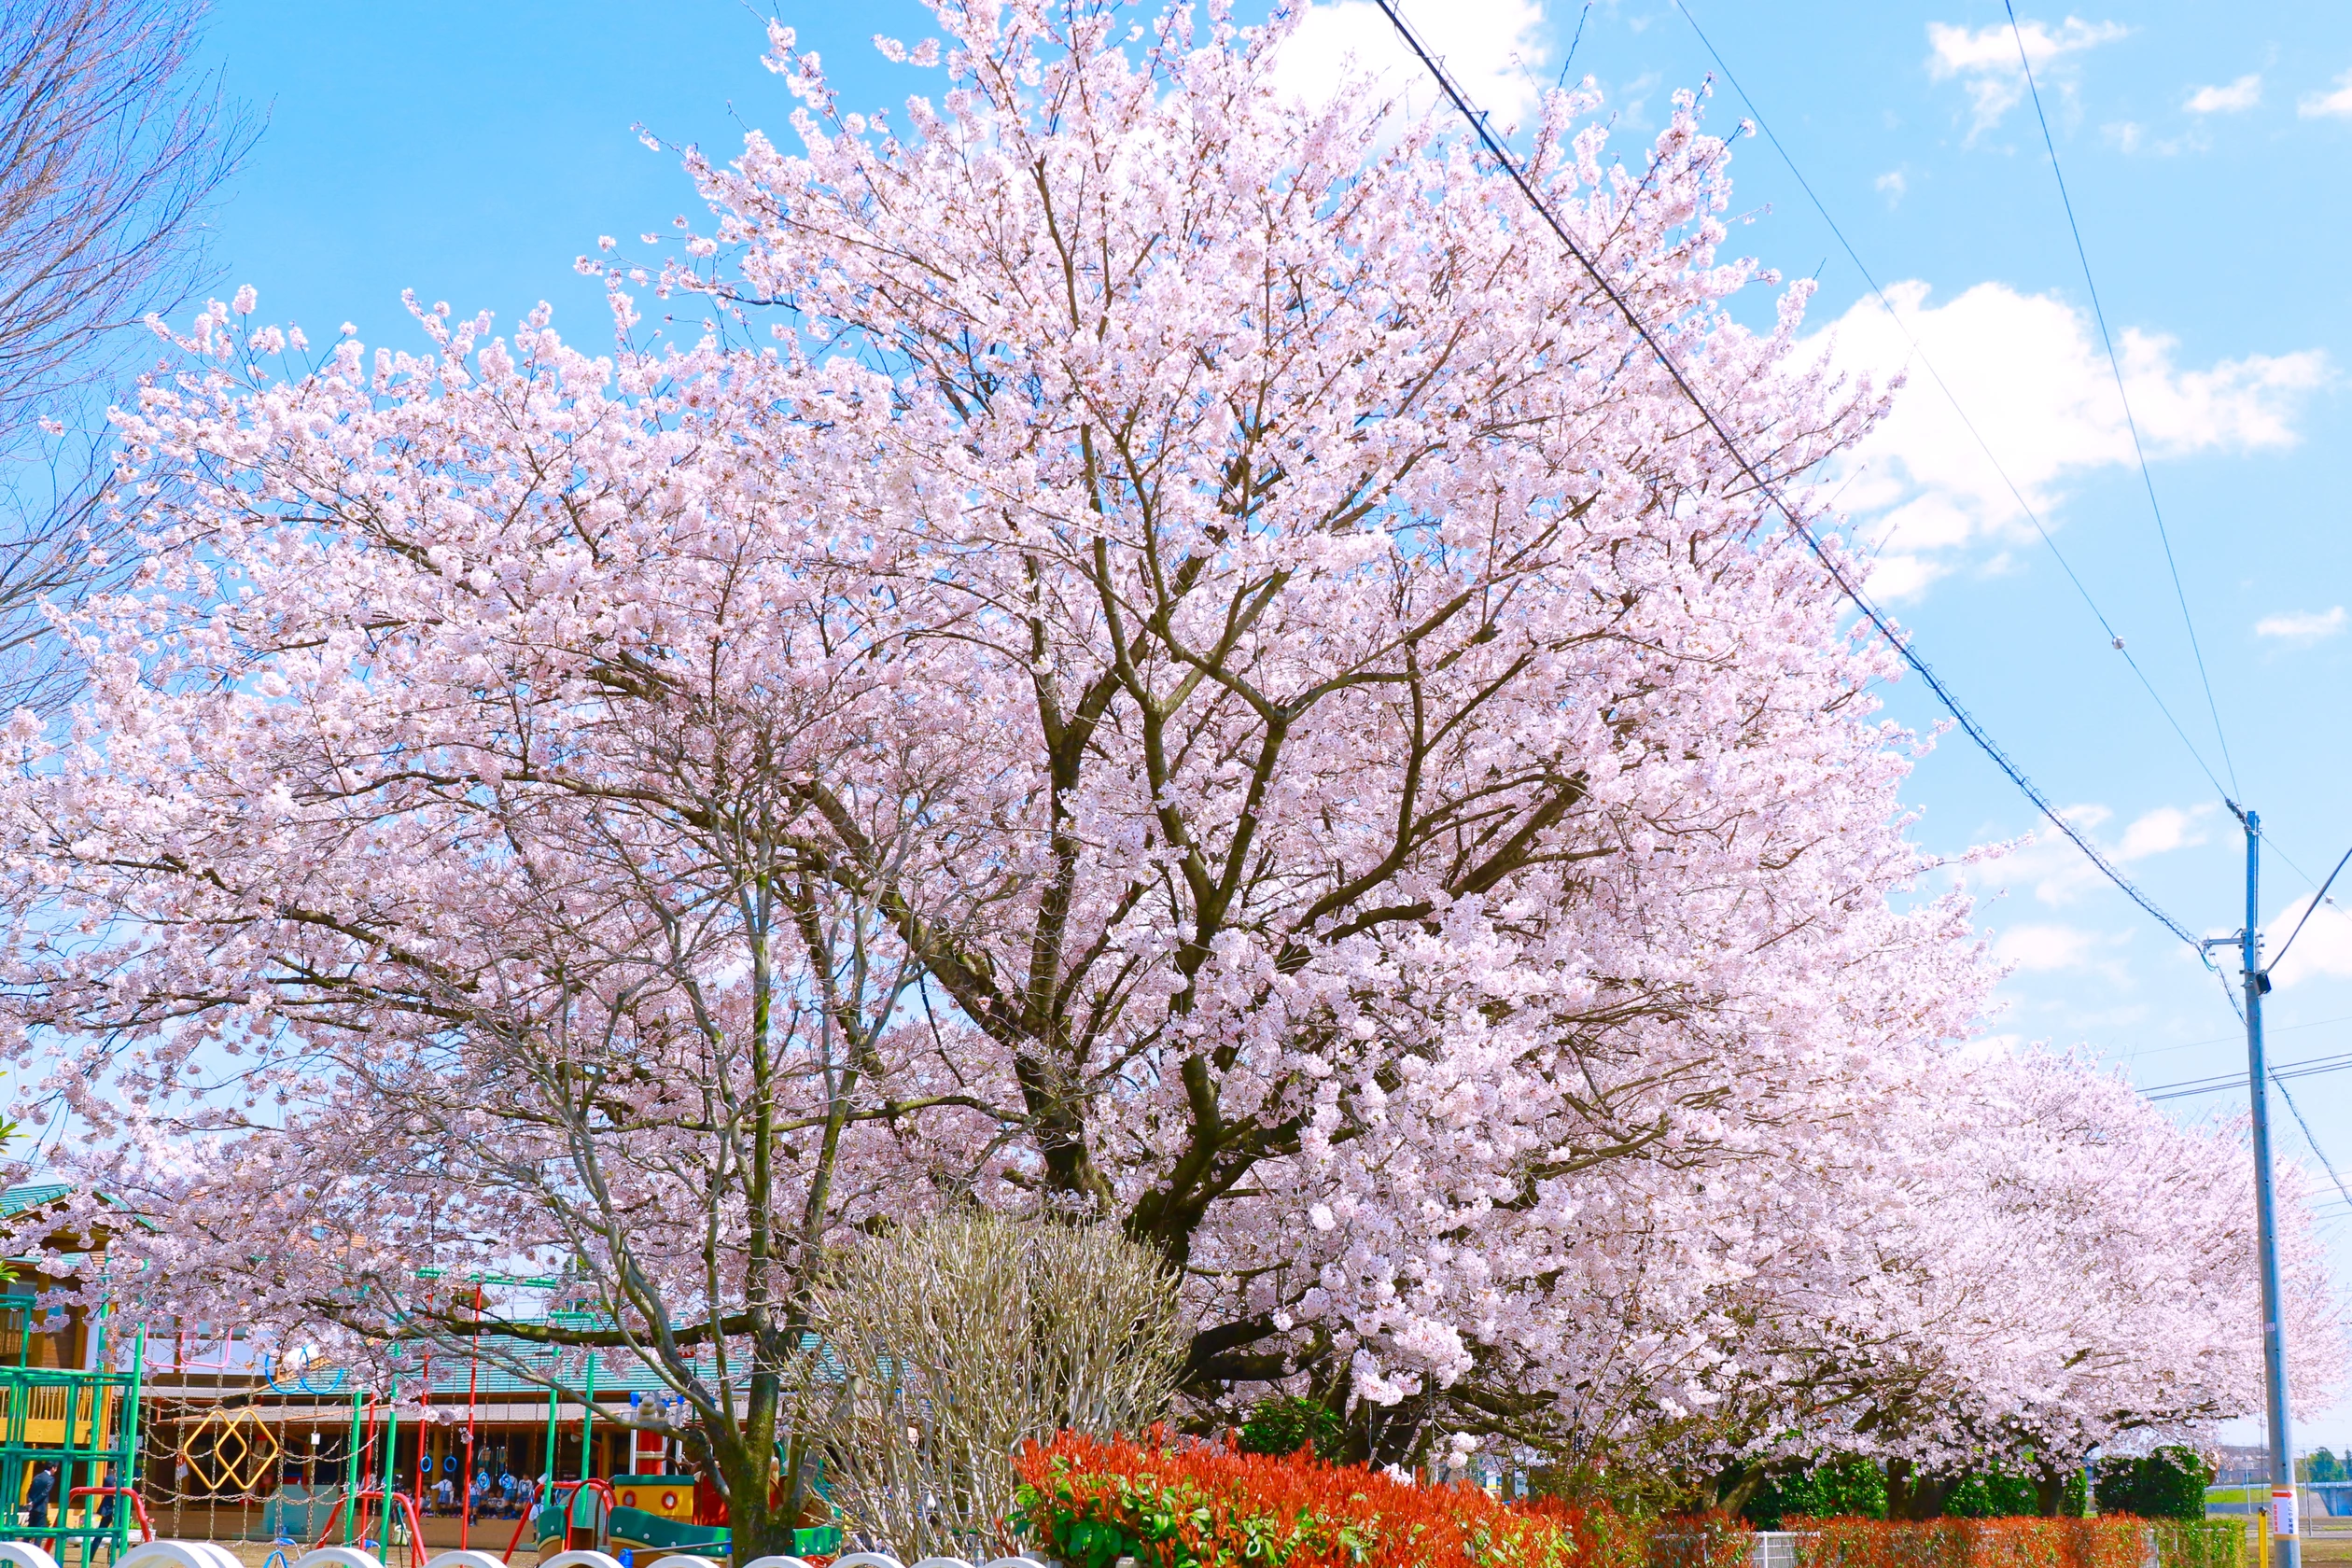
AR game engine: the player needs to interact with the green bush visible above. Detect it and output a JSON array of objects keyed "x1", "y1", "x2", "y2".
[
  {"x1": 2093, "y1": 1448, "x2": 2211, "y2": 1521},
  {"x1": 2150, "y1": 1519, "x2": 2245, "y2": 1568},
  {"x1": 1743, "y1": 1459, "x2": 1888, "y2": 1530},
  {"x1": 1233, "y1": 1394, "x2": 1348, "y2": 1463},
  {"x1": 1944, "y1": 1466, "x2": 2043, "y2": 1519}
]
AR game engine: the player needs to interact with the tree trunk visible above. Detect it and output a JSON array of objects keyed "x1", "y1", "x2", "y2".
[
  {"x1": 1708, "y1": 1461, "x2": 1768, "y2": 1518},
  {"x1": 1885, "y1": 1458, "x2": 1954, "y2": 1520},
  {"x1": 698, "y1": 1422, "x2": 795, "y2": 1560}
]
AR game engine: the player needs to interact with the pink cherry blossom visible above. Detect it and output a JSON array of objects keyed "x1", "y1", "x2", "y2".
[{"x1": 0, "y1": 0, "x2": 2330, "y2": 1514}]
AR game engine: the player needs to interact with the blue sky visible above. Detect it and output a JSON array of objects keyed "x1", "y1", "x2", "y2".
[{"x1": 187, "y1": 0, "x2": 2352, "y2": 1450}]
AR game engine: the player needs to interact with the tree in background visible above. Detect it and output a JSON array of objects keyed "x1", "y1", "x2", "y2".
[
  {"x1": 0, "y1": 0, "x2": 2335, "y2": 1536},
  {"x1": 1742, "y1": 1459, "x2": 1889, "y2": 1530},
  {"x1": 1238, "y1": 1396, "x2": 1350, "y2": 1464},
  {"x1": 0, "y1": 0, "x2": 252, "y2": 710},
  {"x1": 2093, "y1": 1448, "x2": 2213, "y2": 1520},
  {"x1": 1701, "y1": 1055, "x2": 2338, "y2": 1519}
]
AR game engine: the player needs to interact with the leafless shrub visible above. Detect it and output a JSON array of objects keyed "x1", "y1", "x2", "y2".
[{"x1": 791, "y1": 1212, "x2": 1183, "y2": 1560}]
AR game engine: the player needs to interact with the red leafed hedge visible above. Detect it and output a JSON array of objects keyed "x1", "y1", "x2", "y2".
[
  {"x1": 1788, "y1": 1516, "x2": 2164, "y2": 1568},
  {"x1": 1013, "y1": 1432, "x2": 1593, "y2": 1568}
]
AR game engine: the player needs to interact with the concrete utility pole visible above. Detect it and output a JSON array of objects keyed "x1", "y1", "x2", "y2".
[{"x1": 2240, "y1": 807, "x2": 2300, "y2": 1568}]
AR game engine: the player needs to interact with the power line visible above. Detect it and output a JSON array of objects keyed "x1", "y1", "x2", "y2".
[
  {"x1": 2256, "y1": 819, "x2": 2328, "y2": 900},
  {"x1": 2116, "y1": 1010, "x2": 2352, "y2": 1066},
  {"x1": 1666, "y1": 0, "x2": 2235, "y2": 807},
  {"x1": 2269, "y1": 841, "x2": 2352, "y2": 975},
  {"x1": 1367, "y1": 0, "x2": 2203, "y2": 952},
  {"x1": 2145, "y1": 1049, "x2": 2352, "y2": 1101},
  {"x1": 2003, "y1": 0, "x2": 2239, "y2": 799},
  {"x1": 2274, "y1": 1074, "x2": 2352, "y2": 1212}
]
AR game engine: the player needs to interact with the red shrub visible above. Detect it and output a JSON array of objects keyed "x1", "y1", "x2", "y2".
[
  {"x1": 1788, "y1": 1516, "x2": 2154, "y2": 1568},
  {"x1": 1013, "y1": 1432, "x2": 1585, "y2": 1568}
]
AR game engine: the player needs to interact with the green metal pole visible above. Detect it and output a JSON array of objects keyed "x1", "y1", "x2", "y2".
[
  {"x1": 119, "y1": 1328, "x2": 143, "y2": 1567},
  {"x1": 543, "y1": 1352, "x2": 557, "y2": 1496},
  {"x1": 581, "y1": 1354, "x2": 595, "y2": 1487},
  {"x1": 383, "y1": 1386, "x2": 399, "y2": 1560},
  {"x1": 343, "y1": 1388, "x2": 362, "y2": 1545}
]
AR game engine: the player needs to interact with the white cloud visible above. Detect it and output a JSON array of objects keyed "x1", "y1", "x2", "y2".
[
  {"x1": 1801, "y1": 280, "x2": 2330, "y2": 590},
  {"x1": 1954, "y1": 1031, "x2": 2023, "y2": 1063},
  {"x1": 1974, "y1": 803, "x2": 2215, "y2": 909},
  {"x1": 2266, "y1": 894, "x2": 2352, "y2": 987},
  {"x1": 2301, "y1": 71, "x2": 2352, "y2": 119},
  {"x1": 2104, "y1": 120, "x2": 2206, "y2": 157},
  {"x1": 2114, "y1": 805, "x2": 2204, "y2": 861},
  {"x1": 2186, "y1": 74, "x2": 2261, "y2": 114},
  {"x1": 1270, "y1": 0, "x2": 1547, "y2": 129},
  {"x1": 1876, "y1": 170, "x2": 1908, "y2": 203},
  {"x1": 2254, "y1": 607, "x2": 2346, "y2": 644},
  {"x1": 1993, "y1": 923, "x2": 2107, "y2": 973},
  {"x1": 1926, "y1": 16, "x2": 2129, "y2": 139}
]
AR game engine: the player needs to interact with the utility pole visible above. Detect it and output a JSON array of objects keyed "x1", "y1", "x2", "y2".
[{"x1": 2241, "y1": 807, "x2": 2301, "y2": 1568}]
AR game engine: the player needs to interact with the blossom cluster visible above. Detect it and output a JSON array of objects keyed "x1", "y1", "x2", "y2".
[{"x1": 0, "y1": 0, "x2": 2331, "y2": 1485}]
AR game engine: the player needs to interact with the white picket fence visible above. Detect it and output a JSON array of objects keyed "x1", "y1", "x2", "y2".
[{"x1": 0, "y1": 1544, "x2": 1057, "y2": 1568}]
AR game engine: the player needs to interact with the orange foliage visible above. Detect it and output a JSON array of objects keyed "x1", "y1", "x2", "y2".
[
  {"x1": 1789, "y1": 1516, "x2": 2157, "y2": 1568},
  {"x1": 1013, "y1": 1432, "x2": 1590, "y2": 1568}
]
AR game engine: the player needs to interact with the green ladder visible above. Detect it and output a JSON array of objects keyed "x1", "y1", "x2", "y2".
[{"x1": 0, "y1": 1326, "x2": 141, "y2": 1568}]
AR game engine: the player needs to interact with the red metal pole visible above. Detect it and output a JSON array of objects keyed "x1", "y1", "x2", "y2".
[
  {"x1": 460, "y1": 1287, "x2": 482, "y2": 1549},
  {"x1": 415, "y1": 1351, "x2": 433, "y2": 1512}
]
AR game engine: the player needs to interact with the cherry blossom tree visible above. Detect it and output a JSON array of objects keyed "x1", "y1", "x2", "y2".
[
  {"x1": 0, "y1": 0, "x2": 2331, "y2": 1533},
  {"x1": 1632, "y1": 1052, "x2": 2345, "y2": 1513}
]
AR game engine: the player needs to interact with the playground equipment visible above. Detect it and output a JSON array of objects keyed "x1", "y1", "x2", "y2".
[
  {"x1": 609, "y1": 1478, "x2": 693, "y2": 1528},
  {"x1": 312, "y1": 1490, "x2": 426, "y2": 1568},
  {"x1": 87, "y1": 1533, "x2": 1051, "y2": 1568},
  {"x1": 518, "y1": 1479, "x2": 611, "y2": 1560},
  {"x1": 0, "y1": 1323, "x2": 143, "y2": 1568},
  {"x1": 64, "y1": 1489, "x2": 150, "y2": 1544},
  {"x1": 148, "y1": 1358, "x2": 401, "y2": 1548},
  {"x1": 518, "y1": 1475, "x2": 847, "y2": 1564},
  {"x1": 117, "y1": 1549, "x2": 570, "y2": 1568}
]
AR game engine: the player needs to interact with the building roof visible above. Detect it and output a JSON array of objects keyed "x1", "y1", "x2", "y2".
[
  {"x1": 155, "y1": 1333, "x2": 752, "y2": 1404},
  {"x1": 0, "y1": 1183, "x2": 71, "y2": 1218}
]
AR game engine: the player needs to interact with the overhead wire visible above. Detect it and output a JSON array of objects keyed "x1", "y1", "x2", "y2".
[
  {"x1": 1520, "y1": 7, "x2": 2352, "y2": 1253},
  {"x1": 2267, "y1": 840, "x2": 2352, "y2": 975},
  {"x1": 1667, "y1": 0, "x2": 2235, "y2": 807},
  {"x1": 2113, "y1": 1011, "x2": 2352, "y2": 1066},
  {"x1": 1667, "y1": 4, "x2": 2341, "y2": 1062},
  {"x1": 2002, "y1": 0, "x2": 2240, "y2": 799},
  {"x1": 2144, "y1": 1050, "x2": 2352, "y2": 1101},
  {"x1": 1366, "y1": 0, "x2": 2204, "y2": 951},
  {"x1": 2274, "y1": 1074, "x2": 2352, "y2": 1212}
]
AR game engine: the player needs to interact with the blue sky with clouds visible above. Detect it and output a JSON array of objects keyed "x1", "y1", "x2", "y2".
[{"x1": 187, "y1": 0, "x2": 2352, "y2": 1449}]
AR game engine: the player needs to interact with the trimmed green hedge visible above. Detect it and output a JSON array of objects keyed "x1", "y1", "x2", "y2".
[{"x1": 2093, "y1": 1449, "x2": 2212, "y2": 1521}]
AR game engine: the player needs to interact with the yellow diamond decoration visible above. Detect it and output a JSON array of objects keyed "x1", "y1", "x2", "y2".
[{"x1": 180, "y1": 1408, "x2": 283, "y2": 1496}]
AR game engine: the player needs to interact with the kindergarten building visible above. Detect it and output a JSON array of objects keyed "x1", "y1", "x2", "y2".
[
  {"x1": 143, "y1": 1322, "x2": 711, "y2": 1550},
  {"x1": 0, "y1": 1183, "x2": 721, "y2": 1559}
]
